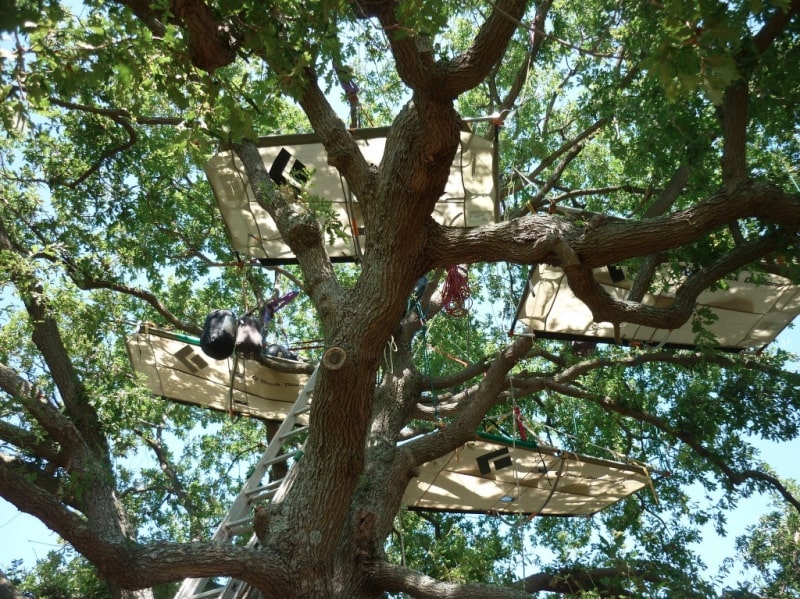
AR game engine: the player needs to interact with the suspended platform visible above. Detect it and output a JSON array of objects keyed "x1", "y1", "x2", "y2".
[
  {"x1": 204, "y1": 126, "x2": 497, "y2": 264},
  {"x1": 513, "y1": 264, "x2": 800, "y2": 350},
  {"x1": 403, "y1": 433, "x2": 652, "y2": 516},
  {"x1": 127, "y1": 326, "x2": 652, "y2": 517},
  {"x1": 126, "y1": 324, "x2": 309, "y2": 420}
]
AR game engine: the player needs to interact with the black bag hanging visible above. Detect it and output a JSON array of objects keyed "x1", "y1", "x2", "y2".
[
  {"x1": 235, "y1": 315, "x2": 263, "y2": 359},
  {"x1": 200, "y1": 309, "x2": 237, "y2": 360}
]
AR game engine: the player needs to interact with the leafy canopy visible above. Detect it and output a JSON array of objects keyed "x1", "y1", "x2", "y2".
[{"x1": 1, "y1": 0, "x2": 799, "y2": 598}]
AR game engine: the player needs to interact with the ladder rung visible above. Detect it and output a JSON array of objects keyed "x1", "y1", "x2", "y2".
[
  {"x1": 248, "y1": 487, "x2": 277, "y2": 503},
  {"x1": 246, "y1": 478, "x2": 283, "y2": 499},
  {"x1": 260, "y1": 448, "x2": 302, "y2": 468},
  {"x1": 278, "y1": 424, "x2": 309, "y2": 440},
  {"x1": 224, "y1": 515, "x2": 254, "y2": 533}
]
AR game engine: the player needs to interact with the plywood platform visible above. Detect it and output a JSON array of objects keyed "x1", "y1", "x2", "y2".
[
  {"x1": 514, "y1": 264, "x2": 800, "y2": 350},
  {"x1": 126, "y1": 325, "x2": 308, "y2": 420},
  {"x1": 205, "y1": 127, "x2": 497, "y2": 263},
  {"x1": 403, "y1": 434, "x2": 652, "y2": 516}
]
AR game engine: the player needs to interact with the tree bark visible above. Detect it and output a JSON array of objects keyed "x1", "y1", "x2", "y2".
[{"x1": 0, "y1": 570, "x2": 26, "y2": 599}]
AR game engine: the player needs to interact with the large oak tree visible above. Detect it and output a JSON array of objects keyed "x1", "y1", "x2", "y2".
[{"x1": 1, "y1": 0, "x2": 799, "y2": 597}]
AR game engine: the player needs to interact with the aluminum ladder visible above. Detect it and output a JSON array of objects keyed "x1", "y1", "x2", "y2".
[{"x1": 174, "y1": 364, "x2": 319, "y2": 599}]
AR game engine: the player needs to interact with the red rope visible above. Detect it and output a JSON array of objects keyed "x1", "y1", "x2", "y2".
[
  {"x1": 441, "y1": 265, "x2": 472, "y2": 317},
  {"x1": 513, "y1": 406, "x2": 528, "y2": 442}
]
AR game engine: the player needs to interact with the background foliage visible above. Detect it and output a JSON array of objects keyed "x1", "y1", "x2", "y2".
[{"x1": 1, "y1": 0, "x2": 799, "y2": 597}]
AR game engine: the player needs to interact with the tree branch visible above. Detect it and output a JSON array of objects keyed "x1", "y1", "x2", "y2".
[
  {"x1": 293, "y1": 73, "x2": 377, "y2": 206},
  {"x1": 503, "y1": 116, "x2": 610, "y2": 210},
  {"x1": 136, "y1": 419, "x2": 203, "y2": 538},
  {"x1": 380, "y1": 0, "x2": 529, "y2": 100},
  {"x1": 559, "y1": 232, "x2": 785, "y2": 331},
  {"x1": 585, "y1": 389, "x2": 800, "y2": 514},
  {"x1": 720, "y1": 80, "x2": 748, "y2": 185},
  {"x1": 47, "y1": 102, "x2": 137, "y2": 188},
  {"x1": 427, "y1": 357, "x2": 493, "y2": 390},
  {"x1": 752, "y1": 0, "x2": 800, "y2": 54},
  {"x1": 625, "y1": 161, "x2": 695, "y2": 302},
  {"x1": 46, "y1": 95, "x2": 184, "y2": 126},
  {"x1": 523, "y1": 565, "x2": 653, "y2": 594},
  {"x1": 2, "y1": 177, "x2": 201, "y2": 336},
  {"x1": 406, "y1": 335, "x2": 533, "y2": 465},
  {"x1": 720, "y1": 0, "x2": 800, "y2": 184},
  {"x1": 641, "y1": 163, "x2": 692, "y2": 219},
  {"x1": 0, "y1": 418, "x2": 62, "y2": 464},
  {"x1": 0, "y1": 454, "x2": 105, "y2": 549},
  {"x1": 116, "y1": 0, "x2": 237, "y2": 72},
  {"x1": 0, "y1": 219, "x2": 109, "y2": 464},
  {"x1": 0, "y1": 569, "x2": 27, "y2": 599},
  {"x1": 494, "y1": 0, "x2": 554, "y2": 115},
  {"x1": 429, "y1": 181, "x2": 800, "y2": 270},
  {"x1": 367, "y1": 560, "x2": 530, "y2": 598},
  {"x1": 13, "y1": 89, "x2": 186, "y2": 190},
  {"x1": 1, "y1": 448, "x2": 293, "y2": 592},
  {"x1": 69, "y1": 267, "x2": 203, "y2": 336},
  {"x1": 414, "y1": 343, "x2": 569, "y2": 420},
  {"x1": 504, "y1": 345, "x2": 800, "y2": 513},
  {"x1": 552, "y1": 184, "x2": 648, "y2": 207},
  {"x1": 232, "y1": 140, "x2": 343, "y2": 330},
  {"x1": 0, "y1": 323, "x2": 97, "y2": 467},
  {"x1": 523, "y1": 368, "x2": 800, "y2": 515},
  {"x1": 518, "y1": 142, "x2": 585, "y2": 214}
]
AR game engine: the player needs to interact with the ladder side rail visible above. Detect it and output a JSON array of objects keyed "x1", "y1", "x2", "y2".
[
  {"x1": 174, "y1": 418, "x2": 304, "y2": 599},
  {"x1": 217, "y1": 438, "x2": 307, "y2": 599},
  {"x1": 216, "y1": 383, "x2": 315, "y2": 599},
  {"x1": 210, "y1": 364, "x2": 319, "y2": 542},
  {"x1": 174, "y1": 364, "x2": 319, "y2": 599}
]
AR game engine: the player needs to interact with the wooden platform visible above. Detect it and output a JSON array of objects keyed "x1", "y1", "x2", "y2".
[
  {"x1": 403, "y1": 434, "x2": 653, "y2": 516},
  {"x1": 126, "y1": 325, "x2": 308, "y2": 420},
  {"x1": 204, "y1": 127, "x2": 497, "y2": 263},
  {"x1": 514, "y1": 264, "x2": 800, "y2": 350}
]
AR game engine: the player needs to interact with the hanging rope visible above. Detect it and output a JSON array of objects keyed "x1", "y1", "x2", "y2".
[
  {"x1": 238, "y1": 254, "x2": 250, "y2": 313},
  {"x1": 528, "y1": 454, "x2": 567, "y2": 521},
  {"x1": 334, "y1": 62, "x2": 360, "y2": 129},
  {"x1": 520, "y1": 413, "x2": 661, "y2": 474},
  {"x1": 421, "y1": 335, "x2": 440, "y2": 423},
  {"x1": 339, "y1": 177, "x2": 364, "y2": 261},
  {"x1": 441, "y1": 265, "x2": 472, "y2": 316},
  {"x1": 227, "y1": 352, "x2": 239, "y2": 419},
  {"x1": 384, "y1": 336, "x2": 397, "y2": 374},
  {"x1": 410, "y1": 295, "x2": 440, "y2": 424},
  {"x1": 509, "y1": 378, "x2": 527, "y2": 585},
  {"x1": 396, "y1": 513, "x2": 407, "y2": 568}
]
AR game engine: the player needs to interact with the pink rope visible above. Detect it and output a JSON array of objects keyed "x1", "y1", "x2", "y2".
[{"x1": 263, "y1": 290, "x2": 299, "y2": 326}]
